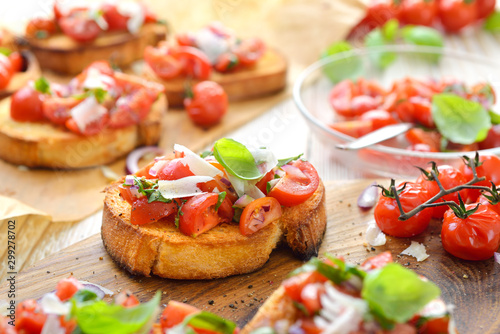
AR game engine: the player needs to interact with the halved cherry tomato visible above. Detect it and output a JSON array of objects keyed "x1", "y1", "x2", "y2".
[
  {"x1": 176, "y1": 46, "x2": 212, "y2": 80},
  {"x1": 406, "y1": 128, "x2": 441, "y2": 152},
  {"x1": 160, "y1": 300, "x2": 200, "y2": 330},
  {"x1": 233, "y1": 38, "x2": 265, "y2": 67},
  {"x1": 10, "y1": 85, "x2": 45, "y2": 122},
  {"x1": 329, "y1": 79, "x2": 385, "y2": 118},
  {"x1": 130, "y1": 196, "x2": 177, "y2": 225},
  {"x1": 108, "y1": 89, "x2": 154, "y2": 128},
  {"x1": 8, "y1": 52, "x2": 24, "y2": 73},
  {"x1": 460, "y1": 155, "x2": 500, "y2": 202},
  {"x1": 240, "y1": 197, "x2": 282, "y2": 236},
  {"x1": 179, "y1": 193, "x2": 222, "y2": 237},
  {"x1": 156, "y1": 159, "x2": 194, "y2": 180},
  {"x1": 16, "y1": 299, "x2": 47, "y2": 334},
  {"x1": 144, "y1": 45, "x2": 183, "y2": 80},
  {"x1": 214, "y1": 53, "x2": 239, "y2": 72},
  {"x1": 400, "y1": 0, "x2": 437, "y2": 26},
  {"x1": 359, "y1": 109, "x2": 398, "y2": 130},
  {"x1": 102, "y1": 3, "x2": 129, "y2": 31},
  {"x1": 184, "y1": 81, "x2": 228, "y2": 128},
  {"x1": 119, "y1": 185, "x2": 141, "y2": 205},
  {"x1": 442, "y1": 204, "x2": 500, "y2": 260},
  {"x1": 329, "y1": 120, "x2": 373, "y2": 138},
  {"x1": 374, "y1": 182, "x2": 432, "y2": 237},
  {"x1": 438, "y1": 0, "x2": 477, "y2": 33},
  {"x1": 65, "y1": 113, "x2": 110, "y2": 136},
  {"x1": 283, "y1": 271, "x2": 328, "y2": 301},
  {"x1": 199, "y1": 177, "x2": 238, "y2": 204},
  {"x1": 42, "y1": 96, "x2": 81, "y2": 125},
  {"x1": 255, "y1": 170, "x2": 275, "y2": 195},
  {"x1": 25, "y1": 18, "x2": 56, "y2": 38},
  {"x1": 268, "y1": 160, "x2": 320, "y2": 207},
  {"x1": 58, "y1": 10, "x2": 101, "y2": 43},
  {"x1": 55, "y1": 277, "x2": 83, "y2": 301},
  {"x1": 360, "y1": 251, "x2": 393, "y2": 271},
  {"x1": 416, "y1": 165, "x2": 468, "y2": 219}
]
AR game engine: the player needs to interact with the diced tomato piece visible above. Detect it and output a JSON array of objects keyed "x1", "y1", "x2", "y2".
[
  {"x1": 130, "y1": 197, "x2": 177, "y2": 225},
  {"x1": 55, "y1": 277, "x2": 83, "y2": 301},
  {"x1": 160, "y1": 301, "x2": 200, "y2": 330},
  {"x1": 16, "y1": 300, "x2": 47, "y2": 334},
  {"x1": 300, "y1": 283, "x2": 326, "y2": 314},
  {"x1": 360, "y1": 251, "x2": 393, "y2": 271},
  {"x1": 329, "y1": 120, "x2": 373, "y2": 138},
  {"x1": 282, "y1": 271, "x2": 328, "y2": 301}
]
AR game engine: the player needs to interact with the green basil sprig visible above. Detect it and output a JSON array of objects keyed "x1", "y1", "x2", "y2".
[{"x1": 213, "y1": 138, "x2": 263, "y2": 180}]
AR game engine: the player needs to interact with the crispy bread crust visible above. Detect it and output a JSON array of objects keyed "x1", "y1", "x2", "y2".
[
  {"x1": 281, "y1": 181, "x2": 326, "y2": 260},
  {"x1": 0, "y1": 51, "x2": 41, "y2": 100},
  {"x1": 142, "y1": 48, "x2": 287, "y2": 107},
  {"x1": 240, "y1": 286, "x2": 297, "y2": 334},
  {"x1": 101, "y1": 179, "x2": 326, "y2": 280},
  {"x1": 22, "y1": 24, "x2": 167, "y2": 75},
  {"x1": 0, "y1": 94, "x2": 166, "y2": 168}
]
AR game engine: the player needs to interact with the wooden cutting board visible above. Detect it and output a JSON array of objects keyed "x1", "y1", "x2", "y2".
[{"x1": 2, "y1": 180, "x2": 498, "y2": 333}]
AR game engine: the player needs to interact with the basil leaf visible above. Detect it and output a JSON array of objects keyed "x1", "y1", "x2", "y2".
[
  {"x1": 213, "y1": 138, "x2": 262, "y2": 180},
  {"x1": 34, "y1": 77, "x2": 51, "y2": 95},
  {"x1": 432, "y1": 93, "x2": 491, "y2": 144},
  {"x1": 362, "y1": 263, "x2": 441, "y2": 324},
  {"x1": 484, "y1": 11, "x2": 500, "y2": 32},
  {"x1": 382, "y1": 19, "x2": 399, "y2": 40},
  {"x1": 73, "y1": 291, "x2": 160, "y2": 334},
  {"x1": 365, "y1": 28, "x2": 397, "y2": 69},
  {"x1": 92, "y1": 87, "x2": 107, "y2": 104},
  {"x1": 288, "y1": 256, "x2": 364, "y2": 284},
  {"x1": 200, "y1": 150, "x2": 213, "y2": 158},
  {"x1": 0, "y1": 47, "x2": 11, "y2": 56},
  {"x1": 277, "y1": 153, "x2": 303, "y2": 167},
  {"x1": 215, "y1": 192, "x2": 226, "y2": 211},
  {"x1": 184, "y1": 311, "x2": 237, "y2": 334},
  {"x1": 320, "y1": 41, "x2": 361, "y2": 83},
  {"x1": 401, "y1": 25, "x2": 443, "y2": 63},
  {"x1": 71, "y1": 290, "x2": 99, "y2": 304}
]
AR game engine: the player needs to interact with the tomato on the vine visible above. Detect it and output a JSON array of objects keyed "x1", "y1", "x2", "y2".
[
  {"x1": 240, "y1": 197, "x2": 282, "y2": 236},
  {"x1": 478, "y1": 194, "x2": 500, "y2": 216},
  {"x1": 459, "y1": 155, "x2": 500, "y2": 202},
  {"x1": 416, "y1": 165, "x2": 468, "y2": 219},
  {"x1": 184, "y1": 81, "x2": 228, "y2": 128},
  {"x1": 441, "y1": 204, "x2": 500, "y2": 260},
  {"x1": 268, "y1": 160, "x2": 320, "y2": 207},
  {"x1": 438, "y1": 0, "x2": 478, "y2": 33},
  {"x1": 476, "y1": 0, "x2": 496, "y2": 20},
  {"x1": 374, "y1": 182, "x2": 432, "y2": 237},
  {"x1": 400, "y1": 0, "x2": 438, "y2": 26}
]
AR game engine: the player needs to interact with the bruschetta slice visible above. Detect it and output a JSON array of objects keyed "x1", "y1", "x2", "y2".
[
  {"x1": 141, "y1": 22, "x2": 287, "y2": 107},
  {"x1": 21, "y1": 1, "x2": 167, "y2": 75},
  {"x1": 242, "y1": 252, "x2": 457, "y2": 334},
  {"x1": 101, "y1": 138, "x2": 326, "y2": 279},
  {"x1": 0, "y1": 61, "x2": 166, "y2": 168}
]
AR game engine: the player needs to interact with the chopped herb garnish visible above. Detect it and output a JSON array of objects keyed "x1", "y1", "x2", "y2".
[{"x1": 34, "y1": 77, "x2": 51, "y2": 95}]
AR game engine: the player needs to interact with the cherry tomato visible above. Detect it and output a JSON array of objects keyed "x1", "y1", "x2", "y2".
[
  {"x1": 156, "y1": 159, "x2": 194, "y2": 180},
  {"x1": 240, "y1": 197, "x2": 282, "y2": 236},
  {"x1": 0, "y1": 54, "x2": 13, "y2": 90},
  {"x1": 176, "y1": 46, "x2": 212, "y2": 80},
  {"x1": 42, "y1": 97, "x2": 81, "y2": 125},
  {"x1": 130, "y1": 196, "x2": 177, "y2": 225},
  {"x1": 300, "y1": 283, "x2": 325, "y2": 314},
  {"x1": 476, "y1": 0, "x2": 496, "y2": 20},
  {"x1": 460, "y1": 155, "x2": 500, "y2": 202},
  {"x1": 25, "y1": 18, "x2": 56, "y2": 38},
  {"x1": 144, "y1": 46, "x2": 183, "y2": 80},
  {"x1": 55, "y1": 277, "x2": 83, "y2": 301},
  {"x1": 233, "y1": 38, "x2": 266, "y2": 67},
  {"x1": 179, "y1": 193, "x2": 223, "y2": 237},
  {"x1": 16, "y1": 299, "x2": 47, "y2": 334},
  {"x1": 360, "y1": 251, "x2": 393, "y2": 271},
  {"x1": 406, "y1": 128, "x2": 441, "y2": 152},
  {"x1": 329, "y1": 79, "x2": 384, "y2": 118},
  {"x1": 59, "y1": 10, "x2": 101, "y2": 42},
  {"x1": 374, "y1": 182, "x2": 432, "y2": 238},
  {"x1": 400, "y1": 0, "x2": 438, "y2": 26},
  {"x1": 102, "y1": 3, "x2": 129, "y2": 31},
  {"x1": 268, "y1": 160, "x2": 320, "y2": 207},
  {"x1": 283, "y1": 271, "x2": 328, "y2": 301},
  {"x1": 416, "y1": 165, "x2": 468, "y2": 219},
  {"x1": 184, "y1": 81, "x2": 228, "y2": 128},
  {"x1": 160, "y1": 300, "x2": 199, "y2": 330},
  {"x1": 214, "y1": 53, "x2": 240, "y2": 72},
  {"x1": 478, "y1": 125, "x2": 500, "y2": 150},
  {"x1": 438, "y1": 0, "x2": 478, "y2": 33},
  {"x1": 441, "y1": 204, "x2": 500, "y2": 260},
  {"x1": 329, "y1": 120, "x2": 373, "y2": 138},
  {"x1": 8, "y1": 52, "x2": 24, "y2": 73},
  {"x1": 478, "y1": 194, "x2": 500, "y2": 216},
  {"x1": 10, "y1": 85, "x2": 45, "y2": 122}
]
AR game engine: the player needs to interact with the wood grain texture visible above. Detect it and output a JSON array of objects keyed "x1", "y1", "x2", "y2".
[{"x1": 2, "y1": 180, "x2": 498, "y2": 333}]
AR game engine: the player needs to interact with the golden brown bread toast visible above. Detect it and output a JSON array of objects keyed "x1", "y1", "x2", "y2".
[
  {"x1": 142, "y1": 48, "x2": 287, "y2": 107},
  {"x1": 101, "y1": 181, "x2": 326, "y2": 280},
  {"x1": 22, "y1": 23, "x2": 167, "y2": 75},
  {"x1": 0, "y1": 51, "x2": 41, "y2": 100},
  {"x1": 0, "y1": 93, "x2": 166, "y2": 168}
]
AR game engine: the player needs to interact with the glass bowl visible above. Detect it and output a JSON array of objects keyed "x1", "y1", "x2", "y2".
[{"x1": 293, "y1": 44, "x2": 500, "y2": 178}]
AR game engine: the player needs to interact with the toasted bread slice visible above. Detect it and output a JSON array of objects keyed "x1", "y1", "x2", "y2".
[
  {"x1": 22, "y1": 23, "x2": 167, "y2": 75},
  {"x1": 101, "y1": 181, "x2": 326, "y2": 280},
  {"x1": 0, "y1": 94, "x2": 166, "y2": 168},
  {"x1": 0, "y1": 51, "x2": 41, "y2": 100},
  {"x1": 142, "y1": 48, "x2": 287, "y2": 107}
]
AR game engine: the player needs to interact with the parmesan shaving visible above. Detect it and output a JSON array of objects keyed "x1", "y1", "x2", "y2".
[
  {"x1": 70, "y1": 96, "x2": 108, "y2": 132},
  {"x1": 401, "y1": 241, "x2": 430, "y2": 262},
  {"x1": 40, "y1": 293, "x2": 71, "y2": 316},
  {"x1": 158, "y1": 176, "x2": 213, "y2": 198},
  {"x1": 174, "y1": 144, "x2": 222, "y2": 177},
  {"x1": 117, "y1": 1, "x2": 144, "y2": 34},
  {"x1": 365, "y1": 220, "x2": 386, "y2": 246}
]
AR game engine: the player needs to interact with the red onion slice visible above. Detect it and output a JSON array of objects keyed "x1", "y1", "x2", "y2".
[
  {"x1": 126, "y1": 146, "x2": 164, "y2": 174},
  {"x1": 220, "y1": 177, "x2": 232, "y2": 187},
  {"x1": 234, "y1": 195, "x2": 255, "y2": 208},
  {"x1": 358, "y1": 182, "x2": 379, "y2": 210},
  {"x1": 281, "y1": 164, "x2": 308, "y2": 181},
  {"x1": 124, "y1": 175, "x2": 135, "y2": 185}
]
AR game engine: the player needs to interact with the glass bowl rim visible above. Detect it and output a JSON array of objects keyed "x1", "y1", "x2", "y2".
[{"x1": 292, "y1": 44, "x2": 500, "y2": 159}]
